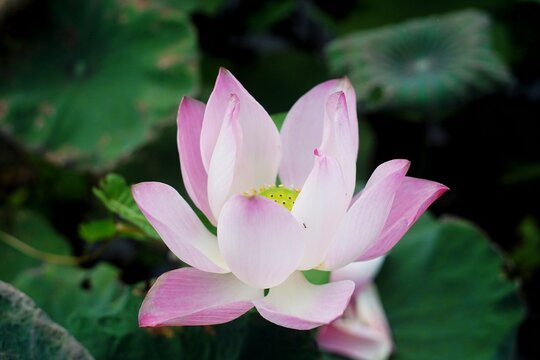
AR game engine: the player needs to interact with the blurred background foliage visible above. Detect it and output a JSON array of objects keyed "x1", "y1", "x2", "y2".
[
  {"x1": 326, "y1": 10, "x2": 511, "y2": 118},
  {"x1": 0, "y1": 0, "x2": 538, "y2": 359}
]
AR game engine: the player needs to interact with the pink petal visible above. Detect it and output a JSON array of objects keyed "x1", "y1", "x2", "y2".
[
  {"x1": 359, "y1": 177, "x2": 449, "y2": 260},
  {"x1": 207, "y1": 94, "x2": 242, "y2": 220},
  {"x1": 217, "y1": 195, "x2": 305, "y2": 289},
  {"x1": 317, "y1": 325, "x2": 391, "y2": 360},
  {"x1": 320, "y1": 91, "x2": 357, "y2": 199},
  {"x1": 317, "y1": 285, "x2": 392, "y2": 360},
  {"x1": 201, "y1": 68, "x2": 280, "y2": 191},
  {"x1": 253, "y1": 272, "x2": 354, "y2": 330},
  {"x1": 132, "y1": 182, "x2": 228, "y2": 273},
  {"x1": 177, "y1": 97, "x2": 215, "y2": 224},
  {"x1": 279, "y1": 78, "x2": 358, "y2": 188},
  {"x1": 323, "y1": 160, "x2": 410, "y2": 270},
  {"x1": 292, "y1": 151, "x2": 349, "y2": 270},
  {"x1": 330, "y1": 257, "x2": 385, "y2": 292},
  {"x1": 139, "y1": 267, "x2": 263, "y2": 327}
]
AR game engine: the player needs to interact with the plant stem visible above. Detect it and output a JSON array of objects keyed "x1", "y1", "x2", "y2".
[{"x1": 0, "y1": 230, "x2": 80, "y2": 265}]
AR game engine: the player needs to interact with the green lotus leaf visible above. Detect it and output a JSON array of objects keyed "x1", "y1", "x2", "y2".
[
  {"x1": 13, "y1": 262, "x2": 249, "y2": 360},
  {"x1": 326, "y1": 10, "x2": 511, "y2": 117},
  {"x1": 376, "y1": 214, "x2": 523, "y2": 360},
  {"x1": 13, "y1": 263, "x2": 123, "y2": 324},
  {"x1": 0, "y1": 0, "x2": 199, "y2": 169},
  {"x1": 0, "y1": 281, "x2": 93, "y2": 360}
]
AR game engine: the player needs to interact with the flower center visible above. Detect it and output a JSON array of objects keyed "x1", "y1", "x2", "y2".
[{"x1": 258, "y1": 185, "x2": 300, "y2": 211}]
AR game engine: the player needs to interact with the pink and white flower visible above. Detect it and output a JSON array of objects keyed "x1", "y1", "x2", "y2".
[
  {"x1": 132, "y1": 68, "x2": 448, "y2": 330},
  {"x1": 317, "y1": 258, "x2": 393, "y2": 360}
]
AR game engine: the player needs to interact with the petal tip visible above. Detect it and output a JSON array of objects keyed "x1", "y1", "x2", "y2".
[
  {"x1": 212, "y1": 67, "x2": 237, "y2": 93},
  {"x1": 131, "y1": 181, "x2": 150, "y2": 198},
  {"x1": 385, "y1": 159, "x2": 411, "y2": 175},
  {"x1": 427, "y1": 180, "x2": 450, "y2": 197},
  {"x1": 218, "y1": 66, "x2": 230, "y2": 74},
  {"x1": 178, "y1": 95, "x2": 189, "y2": 106},
  {"x1": 434, "y1": 183, "x2": 450, "y2": 197},
  {"x1": 178, "y1": 96, "x2": 196, "y2": 114},
  {"x1": 131, "y1": 183, "x2": 141, "y2": 194},
  {"x1": 131, "y1": 181, "x2": 165, "y2": 198},
  {"x1": 217, "y1": 67, "x2": 235, "y2": 83},
  {"x1": 397, "y1": 158, "x2": 411, "y2": 168},
  {"x1": 138, "y1": 308, "x2": 161, "y2": 328},
  {"x1": 340, "y1": 76, "x2": 353, "y2": 86}
]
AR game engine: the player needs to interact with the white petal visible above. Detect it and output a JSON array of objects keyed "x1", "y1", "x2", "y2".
[
  {"x1": 323, "y1": 160, "x2": 409, "y2": 270},
  {"x1": 132, "y1": 182, "x2": 228, "y2": 273},
  {"x1": 201, "y1": 68, "x2": 280, "y2": 193},
  {"x1": 320, "y1": 91, "x2": 357, "y2": 199},
  {"x1": 292, "y1": 151, "x2": 349, "y2": 269},
  {"x1": 177, "y1": 97, "x2": 215, "y2": 224},
  {"x1": 218, "y1": 195, "x2": 305, "y2": 289},
  {"x1": 253, "y1": 272, "x2": 354, "y2": 330},
  {"x1": 207, "y1": 94, "x2": 242, "y2": 220},
  {"x1": 279, "y1": 78, "x2": 358, "y2": 188}
]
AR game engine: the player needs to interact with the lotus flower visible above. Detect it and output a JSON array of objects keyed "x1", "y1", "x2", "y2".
[
  {"x1": 317, "y1": 258, "x2": 393, "y2": 360},
  {"x1": 132, "y1": 68, "x2": 448, "y2": 330}
]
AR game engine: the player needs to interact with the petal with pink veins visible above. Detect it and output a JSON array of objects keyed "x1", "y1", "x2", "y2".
[
  {"x1": 317, "y1": 285, "x2": 393, "y2": 360},
  {"x1": 132, "y1": 182, "x2": 228, "y2": 273},
  {"x1": 280, "y1": 78, "x2": 357, "y2": 188},
  {"x1": 253, "y1": 272, "x2": 354, "y2": 330},
  {"x1": 201, "y1": 68, "x2": 280, "y2": 192},
  {"x1": 359, "y1": 177, "x2": 449, "y2": 260},
  {"x1": 292, "y1": 151, "x2": 349, "y2": 270},
  {"x1": 218, "y1": 195, "x2": 305, "y2": 289},
  {"x1": 323, "y1": 160, "x2": 410, "y2": 270},
  {"x1": 139, "y1": 267, "x2": 263, "y2": 327},
  {"x1": 207, "y1": 94, "x2": 242, "y2": 220},
  {"x1": 177, "y1": 97, "x2": 215, "y2": 224}
]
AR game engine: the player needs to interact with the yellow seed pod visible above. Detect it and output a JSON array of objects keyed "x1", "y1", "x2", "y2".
[{"x1": 258, "y1": 186, "x2": 300, "y2": 211}]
